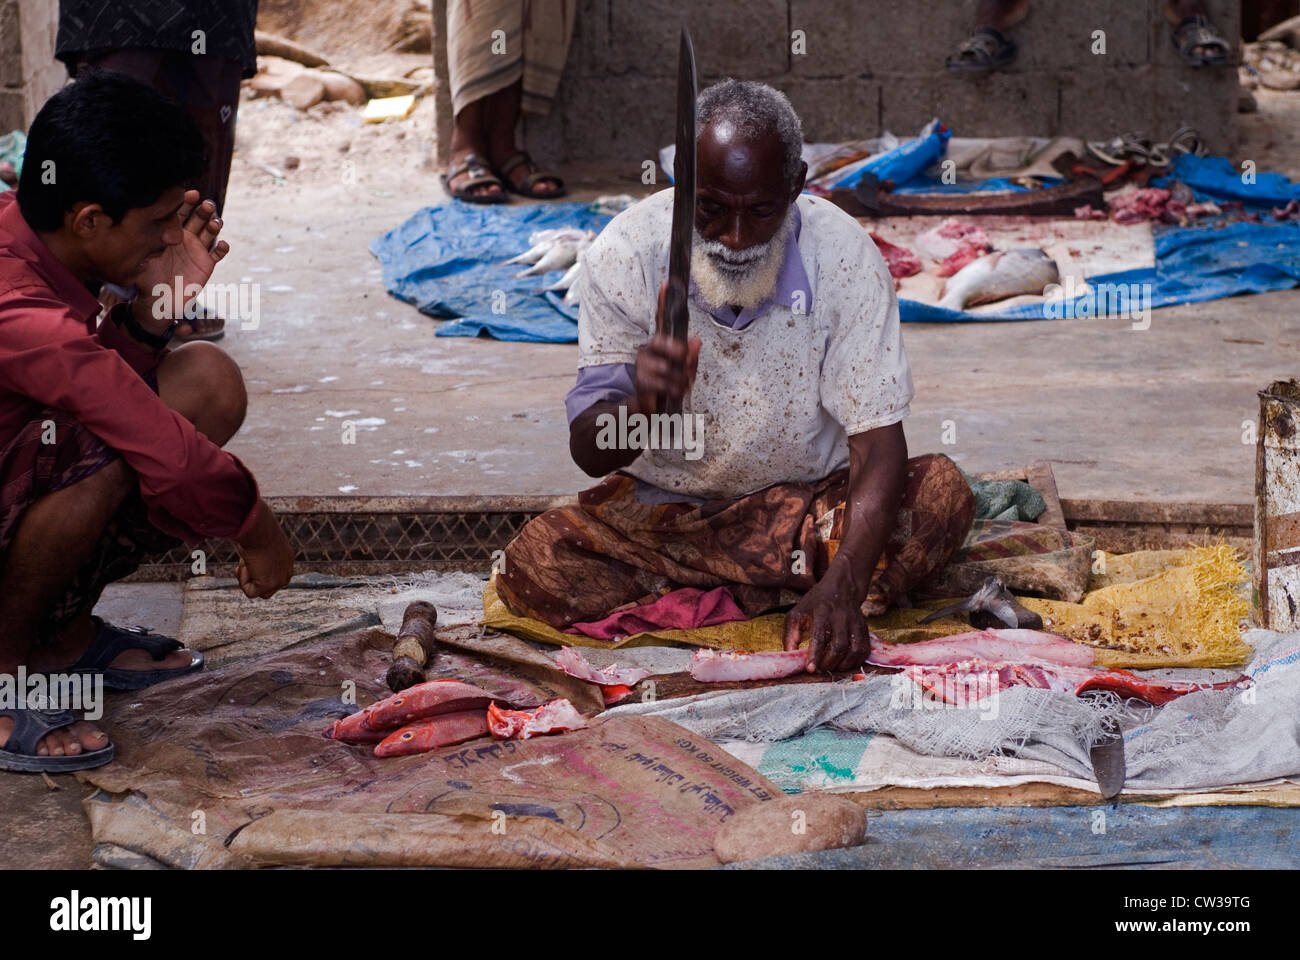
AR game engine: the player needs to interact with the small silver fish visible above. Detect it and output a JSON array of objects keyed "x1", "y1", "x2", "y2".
[
  {"x1": 506, "y1": 228, "x2": 592, "y2": 266},
  {"x1": 516, "y1": 238, "x2": 589, "y2": 277},
  {"x1": 562, "y1": 283, "x2": 581, "y2": 307},
  {"x1": 937, "y1": 249, "x2": 1060, "y2": 311},
  {"x1": 543, "y1": 260, "x2": 583, "y2": 292}
]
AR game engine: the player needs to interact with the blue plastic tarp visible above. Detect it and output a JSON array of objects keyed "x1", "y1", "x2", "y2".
[
  {"x1": 900, "y1": 218, "x2": 1300, "y2": 323},
  {"x1": 1153, "y1": 154, "x2": 1300, "y2": 208},
  {"x1": 372, "y1": 166, "x2": 1300, "y2": 338},
  {"x1": 368, "y1": 201, "x2": 611, "y2": 342}
]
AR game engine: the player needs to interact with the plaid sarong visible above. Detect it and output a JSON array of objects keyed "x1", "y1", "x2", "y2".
[{"x1": 497, "y1": 453, "x2": 976, "y2": 629}]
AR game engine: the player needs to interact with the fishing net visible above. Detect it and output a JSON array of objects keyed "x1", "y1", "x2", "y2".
[{"x1": 606, "y1": 676, "x2": 1118, "y2": 769}]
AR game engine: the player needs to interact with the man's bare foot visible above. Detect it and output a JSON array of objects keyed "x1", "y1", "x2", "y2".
[{"x1": 0, "y1": 716, "x2": 108, "y2": 756}]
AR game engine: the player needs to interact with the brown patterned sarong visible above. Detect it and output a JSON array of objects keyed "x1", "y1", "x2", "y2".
[
  {"x1": 0, "y1": 398, "x2": 181, "y2": 644},
  {"x1": 497, "y1": 453, "x2": 975, "y2": 629}
]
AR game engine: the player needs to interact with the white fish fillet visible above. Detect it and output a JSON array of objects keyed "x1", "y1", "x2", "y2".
[
  {"x1": 689, "y1": 648, "x2": 811, "y2": 682},
  {"x1": 937, "y1": 249, "x2": 1059, "y2": 310}
]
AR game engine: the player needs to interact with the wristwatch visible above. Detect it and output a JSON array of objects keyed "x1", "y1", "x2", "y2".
[{"x1": 114, "y1": 300, "x2": 178, "y2": 349}]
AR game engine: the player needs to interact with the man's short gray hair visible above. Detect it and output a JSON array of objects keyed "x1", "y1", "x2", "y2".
[{"x1": 696, "y1": 79, "x2": 804, "y2": 185}]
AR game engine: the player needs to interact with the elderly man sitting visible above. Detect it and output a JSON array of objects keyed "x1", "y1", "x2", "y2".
[{"x1": 497, "y1": 80, "x2": 975, "y2": 672}]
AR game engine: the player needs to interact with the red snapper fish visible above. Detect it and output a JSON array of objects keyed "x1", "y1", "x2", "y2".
[
  {"x1": 321, "y1": 703, "x2": 388, "y2": 744},
  {"x1": 373, "y1": 709, "x2": 491, "y2": 758},
  {"x1": 487, "y1": 699, "x2": 588, "y2": 740},
  {"x1": 367, "y1": 678, "x2": 495, "y2": 729},
  {"x1": 322, "y1": 679, "x2": 496, "y2": 744}
]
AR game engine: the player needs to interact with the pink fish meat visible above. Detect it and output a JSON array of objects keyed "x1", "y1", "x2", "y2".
[
  {"x1": 914, "y1": 219, "x2": 992, "y2": 262},
  {"x1": 554, "y1": 646, "x2": 653, "y2": 686},
  {"x1": 868, "y1": 628, "x2": 1096, "y2": 668},
  {"x1": 689, "y1": 648, "x2": 812, "y2": 682},
  {"x1": 868, "y1": 233, "x2": 923, "y2": 279},
  {"x1": 899, "y1": 658, "x2": 1251, "y2": 707},
  {"x1": 487, "y1": 699, "x2": 589, "y2": 740}
]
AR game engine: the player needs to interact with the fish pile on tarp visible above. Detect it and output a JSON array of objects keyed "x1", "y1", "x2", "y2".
[{"x1": 323, "y1": 678, "x2": 586, "y2": 757}]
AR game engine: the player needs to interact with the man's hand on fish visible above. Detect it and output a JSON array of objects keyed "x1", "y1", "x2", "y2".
[
  {"x1": 783, "y1": 565, "x2": 875, "y2": 673},
  {"x1": 785, "y1": 425, "x2": 909, "y2": 672}
]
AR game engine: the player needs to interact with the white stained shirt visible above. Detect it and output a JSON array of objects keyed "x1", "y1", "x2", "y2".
[{"x1": 576, "y1": 189, "x2": 914, "y2": 500}]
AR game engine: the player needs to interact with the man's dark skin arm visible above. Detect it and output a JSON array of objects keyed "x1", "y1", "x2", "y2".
[{"x1": 783, "y1": 422, "x2": 907, "y2": 673}]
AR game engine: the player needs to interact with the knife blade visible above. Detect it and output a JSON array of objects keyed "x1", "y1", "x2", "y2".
[
  {"x1": 1088, "y1": 710, "x2": 1126, "y2": 801},
  {"x1": 662, "y1": 27, "x2": 696, "y2": 347}
]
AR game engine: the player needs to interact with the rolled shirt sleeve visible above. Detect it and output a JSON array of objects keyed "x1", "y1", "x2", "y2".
[
  {"x1": 819, "y1": 232, "x2": 914, "y2": 436},
  {"x1": 565, "y1": 362, "x2": 635, "y2": 424}
]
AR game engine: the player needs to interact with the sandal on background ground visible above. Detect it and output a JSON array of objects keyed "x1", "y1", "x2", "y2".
[
  {"x1": 946, "y1": 26, "x2": 1018, "y2": 73},
  {"x1": 443, "y1": 152, "x2": 509, "y2": 204},
  {"x1": 174, "y1": 303, "x2": 226, "y2": 343},
  {"x1": 1172, "y1": 15, "x2": 1231, "y2": 68},
  {"x1": 495, "y1": 150, "x2": 567, "y2": 200},
  {"x1": 0, "y1": 706, "x2": 113, "y2": 773},
  {"x1": 64, "y1": 617, "x2": 204, "y2": 691}
]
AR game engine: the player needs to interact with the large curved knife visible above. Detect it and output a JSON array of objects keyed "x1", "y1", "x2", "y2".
[{"x1": 660, "y1": 28, "x2": 696, "y2": 417}]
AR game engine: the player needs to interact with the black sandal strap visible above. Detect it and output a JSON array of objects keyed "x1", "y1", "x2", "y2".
[
  {"x1": 496, "y1": 150, "x2": 533, "y2": 178},
  {"x1": 957, "y1": 26, "x2": 1011, "y2": 62},
  {"x1": 2, "y1": 708, "x2": 77, "y2": 755},
  {"x1": 69, "y1": 618, "x2": 182, "y2": 671},
  {"x1": 1174, "y1": 16, "x2": 1230, "y2": 58}
]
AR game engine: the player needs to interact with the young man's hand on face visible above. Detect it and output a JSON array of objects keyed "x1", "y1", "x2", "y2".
[{"x1": 133, "y1": 190, "x2": 229, "y2": 333}]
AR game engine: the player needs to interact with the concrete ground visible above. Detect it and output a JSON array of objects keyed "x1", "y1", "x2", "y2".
[{"x1": 3, "y1": 85, "x2": 1298, "y2": 872}]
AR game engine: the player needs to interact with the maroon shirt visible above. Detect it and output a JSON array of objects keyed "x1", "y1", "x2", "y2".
[{"x1": 0, "y1": 190, "x2": 260, "y2": 543}]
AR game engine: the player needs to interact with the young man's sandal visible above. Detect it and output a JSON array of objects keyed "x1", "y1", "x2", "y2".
[
  {"x1": 495, "y1": 150, "x2": 567, "y2": 199},
  {"x1": 64, "y1": 617, "x2": 205, "y2": 691},
  {"x1": 443, "y1": 153, "x2": 510, "y2": 204},
  {"x1": 0, "y1": 706, "x2": 114, "y2": 773}
]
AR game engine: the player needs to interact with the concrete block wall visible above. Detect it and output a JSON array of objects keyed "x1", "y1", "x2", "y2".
[
  {"x1": 0, "y1": 0, "x2": 63, "y2": 133},
  {"x1": 522, "y1": 0, "x2": 1240, "y2": 170}
]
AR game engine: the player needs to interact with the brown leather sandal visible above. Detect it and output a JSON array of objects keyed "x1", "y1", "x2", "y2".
[
  {"x1": 443, "y1": 153, "x2": 509, "y2": 204},
  {"x1": 495, "y1": 150, "x2": 567, "y2": 199}
]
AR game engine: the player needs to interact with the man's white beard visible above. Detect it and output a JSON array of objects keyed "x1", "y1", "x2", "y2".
[{"x1": 691, "y1": 209, "x2": 792, "y2": 312}]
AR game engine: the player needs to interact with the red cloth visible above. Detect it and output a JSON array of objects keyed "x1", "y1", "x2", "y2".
[
  {"x1": 0, "y1": 190, "x2": 260, "y2": 543},
  {"x1": 565, "y1": 586, "x2": 748, "y2": 640}
]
